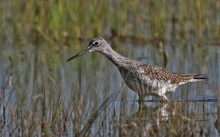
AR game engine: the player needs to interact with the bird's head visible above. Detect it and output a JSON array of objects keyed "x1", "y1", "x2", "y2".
[{"x1": 66, "y1": 37, "x2": 110, "y2": 62}]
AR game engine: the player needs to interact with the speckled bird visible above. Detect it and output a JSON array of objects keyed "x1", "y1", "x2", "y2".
[{"x1": 67, "y1": 37, "x2": 207, "y2": 102}]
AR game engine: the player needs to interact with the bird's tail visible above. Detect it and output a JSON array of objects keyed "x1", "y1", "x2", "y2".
[
  {"x1": 192, "y1": 74, "x2": 208, "y2": 81},
  {"x1": 193, "y1": 74, "x2": 208, "y2": 80},
  {"x1": 176, "y1": 73, "x2": 208, "y2": 83}
]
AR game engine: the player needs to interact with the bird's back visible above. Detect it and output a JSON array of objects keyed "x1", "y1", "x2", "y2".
[{"x1": 118, "y1": 63, "x2": 207, "y2": 96}]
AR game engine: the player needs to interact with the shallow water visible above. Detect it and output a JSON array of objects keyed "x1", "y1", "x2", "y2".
[
  {"x1": 1, "y1": 0, "x2": 220, "y2": 136},
  {"x1": 0, "y1": 38, "x2": 219, "y2": 136}
]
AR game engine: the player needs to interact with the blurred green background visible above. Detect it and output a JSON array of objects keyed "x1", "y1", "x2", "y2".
[
  {"x1": 0, "y1": 0, "x2": 219, "y2": 136},
  {"x1": 1, "y1": 0, "x2": 220, "y2": 48}
]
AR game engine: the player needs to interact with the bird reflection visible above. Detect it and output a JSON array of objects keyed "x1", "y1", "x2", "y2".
[{"x1": 117, "y1": 101, "x2": 194, "y2": 136}]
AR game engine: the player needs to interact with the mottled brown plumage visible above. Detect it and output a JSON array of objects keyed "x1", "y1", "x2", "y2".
[{"x1": 67, "y1": 37, "x2": 207, "y2": 102}]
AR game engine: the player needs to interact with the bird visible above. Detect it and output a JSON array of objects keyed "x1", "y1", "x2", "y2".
[{"x1": 66, "y1": 37, "x2": 207, "y2": 103}]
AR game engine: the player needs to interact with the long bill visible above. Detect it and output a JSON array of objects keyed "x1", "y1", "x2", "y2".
[{"x1": 66, "y1": 48, "x2": 89, "y2": 62}]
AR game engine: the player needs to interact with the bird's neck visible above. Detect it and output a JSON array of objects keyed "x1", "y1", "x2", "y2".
[{"x1": 100, "y1": 48, "x2": 129, "y2": 68}]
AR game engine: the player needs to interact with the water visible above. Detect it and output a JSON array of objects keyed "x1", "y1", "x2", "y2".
[
  {"x1": 1, "y1": 0, "x2": 220, "y2": 135},
  {"x1": 0, "y1": 37, "x2": 219, "y2": 136}
]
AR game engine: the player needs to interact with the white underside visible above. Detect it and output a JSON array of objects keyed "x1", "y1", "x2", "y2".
[
  {"x1": 125, "y1": 76, "x2": 178, "y2": 96},
  {"x1": 121, "y1": 72, "x2": 190, "y2": 99}
]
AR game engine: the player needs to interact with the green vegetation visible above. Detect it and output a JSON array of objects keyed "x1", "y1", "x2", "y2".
[
  {"x1": 0, "y1": 0, "x2": 220, "y2": 47},
  {"x1": 0, "y1": 0, "x2": 218, "y2": 136}
]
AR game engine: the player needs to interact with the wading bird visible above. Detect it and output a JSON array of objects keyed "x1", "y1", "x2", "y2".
[{"x1": 67, "y1": 37, "x2": 207, "y2": 103}]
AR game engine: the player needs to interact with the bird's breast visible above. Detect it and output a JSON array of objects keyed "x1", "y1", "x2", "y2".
[{"x1": 119, "y1": 68, "x2": 156, "y2": 93}]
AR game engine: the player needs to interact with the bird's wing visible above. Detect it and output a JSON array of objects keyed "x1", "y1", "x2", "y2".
[
  {"x1": 137, "y1": 64, "x2": 207, "y2": 84},
  {"x1": 137, "y1": 64, "x2": 182, "y2": 84}
]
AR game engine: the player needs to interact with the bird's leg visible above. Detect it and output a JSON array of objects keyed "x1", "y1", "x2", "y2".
[
  {"x1": 161, "y1": 95, "x2": 170, "y2": 104},
  {"x1": 138, "y1": 95, "x2": 146, "y2": 106},
  {"x1": 138, "y1": 96, "x2": 144, "y2": 104}
]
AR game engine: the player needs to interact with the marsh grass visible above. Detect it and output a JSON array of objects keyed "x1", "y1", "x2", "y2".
[
  {"x1": 0, "y1": 0, "x2": 219, "y2": 136},
  {"x1": 0, "y1": 41, "x2": 217, "y2": 136},
  {"x1": 1, "y1": 0, "x2": 220, "y2": 47}
]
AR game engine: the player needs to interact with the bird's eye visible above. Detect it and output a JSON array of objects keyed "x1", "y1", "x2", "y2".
[{"x1": 93, "y1": 41, "x2": 100, "y2": 46}]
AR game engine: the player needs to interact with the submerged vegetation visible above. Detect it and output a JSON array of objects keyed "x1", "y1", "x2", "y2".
[{"x1": 0, "y1": 0, "x2": 219, "y2": 136}]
